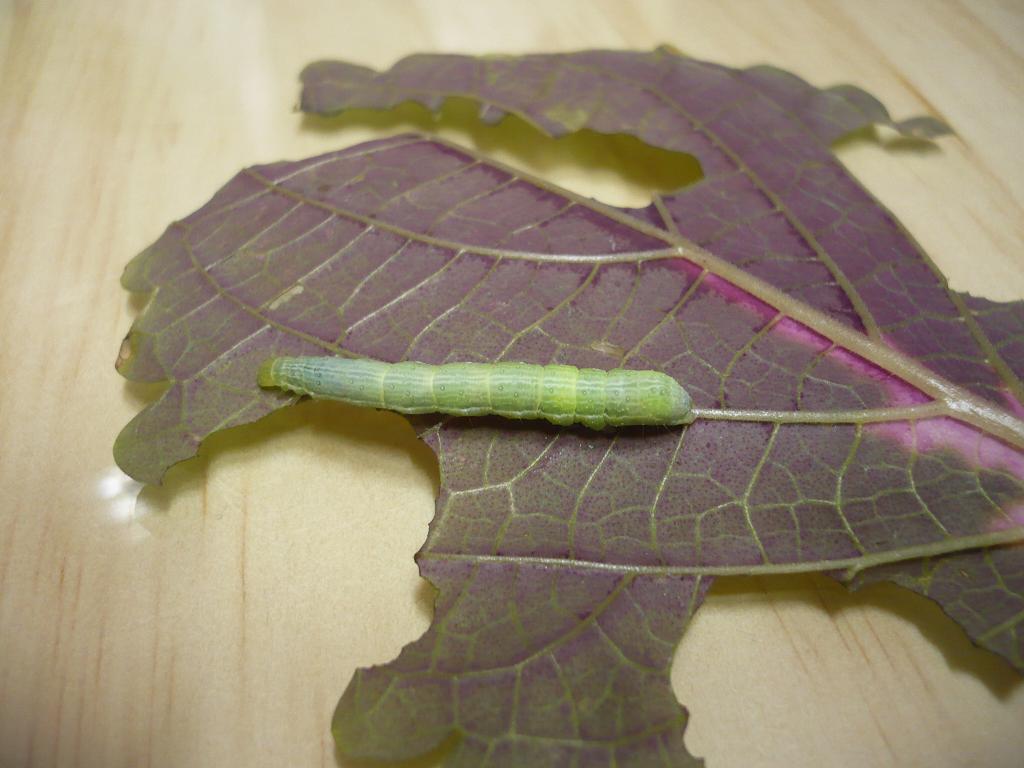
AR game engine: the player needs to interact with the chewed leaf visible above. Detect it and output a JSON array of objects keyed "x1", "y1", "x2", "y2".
[
  {"x1": 116, "y1": 49, "x2": 1024, "y2": 764},
  {"x1": 852, "y1": 546, "x2": 1024, "y2": 668},
  {"x1": 334, "y1": 562, "x2": 707, "y2": 766},
  {"x1": 301, "y1": 48, "x2": 1023, "y2": 411},
  {"x1": 116, "y1": 129, "x2": 1024, "y2": 632}
]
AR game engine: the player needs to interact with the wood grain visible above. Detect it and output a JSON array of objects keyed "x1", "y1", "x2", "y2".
[{"x1": 1, "y1": 1, "x2": 1022, "y2": 766}]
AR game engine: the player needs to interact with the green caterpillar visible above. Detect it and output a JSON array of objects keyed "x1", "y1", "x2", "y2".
[{"x1": 258, "y1": 357, "x2": 694, "y2": 429}]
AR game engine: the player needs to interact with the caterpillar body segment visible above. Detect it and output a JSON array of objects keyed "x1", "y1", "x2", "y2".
[{"x1": 258, "y1": 357, "x2": 694, "y2": 429}]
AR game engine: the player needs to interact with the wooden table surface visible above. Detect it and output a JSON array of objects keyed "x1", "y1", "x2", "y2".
[{"x1": 2, "y1": 1, "x2": 1023, "y2": 766}]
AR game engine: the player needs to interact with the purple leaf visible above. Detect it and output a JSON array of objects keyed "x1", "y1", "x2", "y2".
[
  {"x1": 334, "y1": 563, "x2": 707, "y2": 766},
  {"x1": 115, "y1": 50, "x2": 1024, "y2": 764},
  {"x1": 302, "y1": 48, "x2": 1019, "y2": 408}
]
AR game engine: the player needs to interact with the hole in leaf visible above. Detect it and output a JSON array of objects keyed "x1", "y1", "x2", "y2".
[
  {"x1": 832, "y1": 126, "x2": 1024, "y2": 302},
  {"x1": 300, "y1": 96, "x2": 704, "y2": 208},
  {"x1": 673, "y1": 573, "x2": 1021, "y2": 764},
  {"x1": 136, "y1": 399, "x2": 440, "y2": 517}
]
